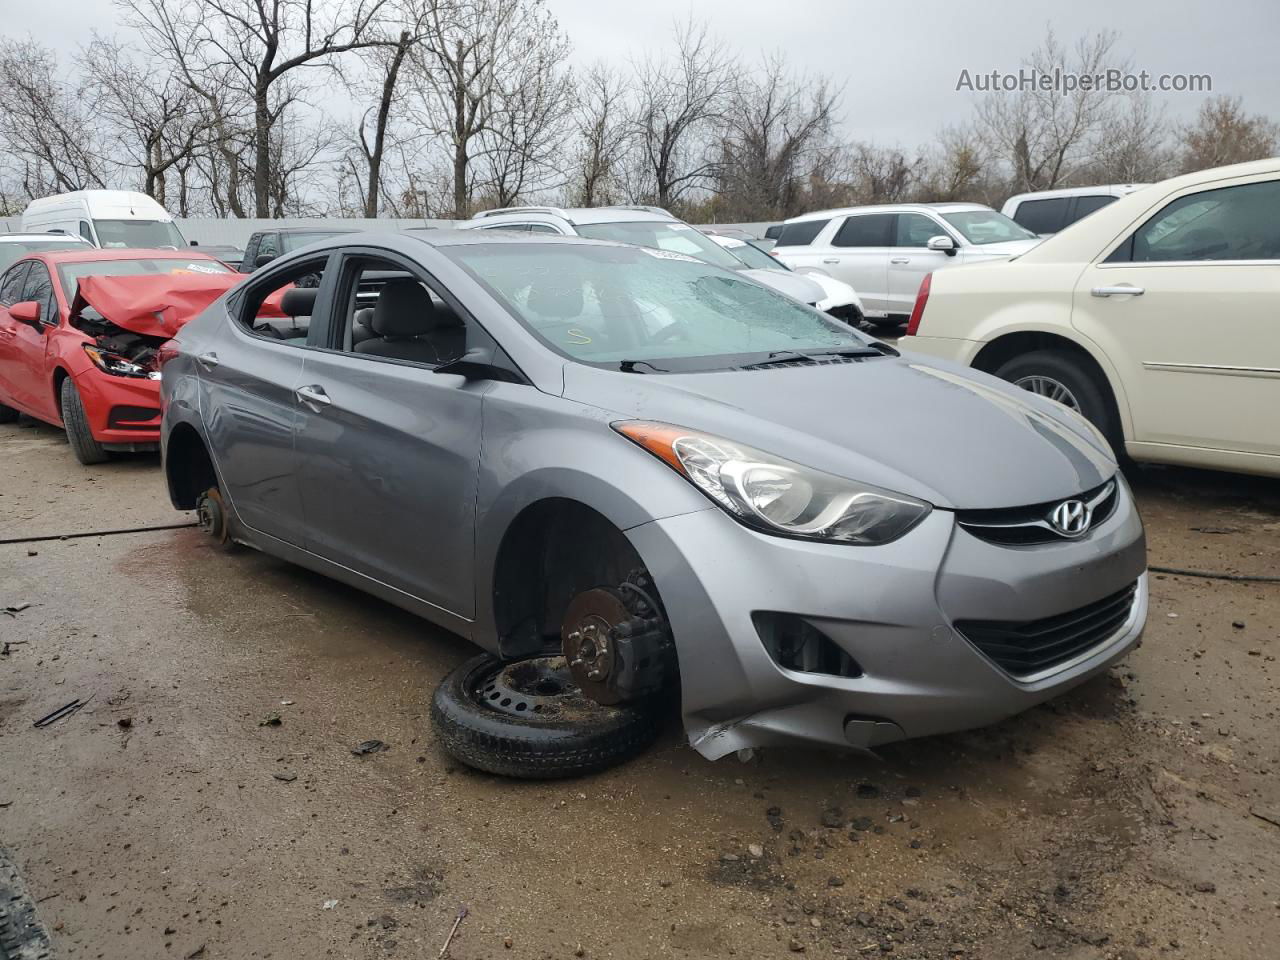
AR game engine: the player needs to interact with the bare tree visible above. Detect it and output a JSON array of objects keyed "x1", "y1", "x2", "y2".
[
  {"x1": 976, "y1": 29, "x2": 1122, "y2": 191},
  {"x1": 120, "y1": 0, "x2": 389, "y2": 217},
  {"x1": 570, "y1": 63, "x2": 632, "y2": 207},
  {"x1": 632, "y1": 20, "x2": 730, "y2": 210},
  {"x1": 1086, "y1": 93, "x2": 1171, "y2": 183},
  {"x1": 0, "y1": 38, "x2": 109, "y2": 196},
  {"x1": 915, "y1": 124, "x2": 992, "y2": 202},
  {"x1": 83, "y1": 36, "x2": 217, "y2": 206},
  {"x1": 848, "y1": 143, "x2": 920, "y2": 203},
  {"x1": 714, "y1": 53, "x2": 838, "y2": 219},
  {"x1": 1176, "y1": 95, "x2": 1278, "y2": 174},
  {"x1": 346, "y1": 20, "x2": 423, "y2": 217}
]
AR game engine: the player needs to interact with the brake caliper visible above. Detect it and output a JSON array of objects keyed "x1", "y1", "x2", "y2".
[{"x1": 561, "y1": 571, "x2": 671, "y2": 705}]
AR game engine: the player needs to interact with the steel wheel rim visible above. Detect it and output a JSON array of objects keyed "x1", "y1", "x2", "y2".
[{"x1": 1014, "y1": 375, "x2": 1081, "y2": 411}]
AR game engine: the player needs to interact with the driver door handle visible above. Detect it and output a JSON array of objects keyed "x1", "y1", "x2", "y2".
[
  {"x1": 1091, "y1": 285, "x2": 1145, "y2": 298},
  {"x1": 890, "y1": 257, "x2": 911, "y2": 264},
  {"x1": 197, "y1": 352, "x2": 219, "y2": 370},
  {"x1": 295, "y1": 384, "x2": 331, "y2": 408}
]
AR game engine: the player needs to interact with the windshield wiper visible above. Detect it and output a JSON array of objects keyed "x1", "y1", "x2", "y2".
[
  {"x1": 618, "y1": 359, "x2": 670, "y2": 374},
  {"x1": 744, "y1": 346, "x2": 887, "y2": 369}
]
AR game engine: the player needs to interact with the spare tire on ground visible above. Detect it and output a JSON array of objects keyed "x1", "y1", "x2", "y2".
[{"x1": 431, "y1": 653, "x2": 663, "y2": 779}]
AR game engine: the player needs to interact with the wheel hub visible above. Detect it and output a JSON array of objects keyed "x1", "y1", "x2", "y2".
[
  {"x1": 196, "y1": 488, "x2": 228, "y2": 544},
  {"x1": 479, "y1": 655, "x2": 579, "y2": 717},
  {"x1": 561, "y1": 588, "x2": 631, "y2": 705},
  {"x1": 1014, "y1": 374, "x2": 1081, "y2": 412}
]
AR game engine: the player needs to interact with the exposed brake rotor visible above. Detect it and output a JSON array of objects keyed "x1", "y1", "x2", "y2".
[
  {"x1": 561, "y1": 588, "x2": 630, "y2": 705},
  {"x1": 196, "y1": 487, "x2": 229, "y2": 544}
]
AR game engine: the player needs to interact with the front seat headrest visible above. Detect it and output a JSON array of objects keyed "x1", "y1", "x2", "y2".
[
  {"x1": 280, "y1": 287, "x2": 318, "y2": 317},
  {"x1": 371, "y1": 280, "x2": 435, "y2": 338},
  {"x1": 527, "y1": 282, "x2": 583, "y2": 320}
]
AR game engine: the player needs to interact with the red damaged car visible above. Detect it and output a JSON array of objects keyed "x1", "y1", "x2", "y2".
[{"x1": 0, "y1": 248, "x2": 253, "y2": 464}]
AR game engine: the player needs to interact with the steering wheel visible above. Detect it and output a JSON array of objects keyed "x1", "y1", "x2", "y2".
[{"x1": 650, "y1": 320, "x2": 694, "y2": 344}]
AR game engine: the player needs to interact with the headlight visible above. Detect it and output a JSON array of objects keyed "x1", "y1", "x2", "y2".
[
  {"x1": 614, "y1": 421, "x2": 931, "y2": 545},
  {"x1": 83, "y1": 344, "x2": 160, "y2": 380}
]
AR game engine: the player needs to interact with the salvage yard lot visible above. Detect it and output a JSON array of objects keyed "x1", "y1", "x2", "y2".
[{"x1": 1, "y1": 417, "x2": 1278, "y2": 960}]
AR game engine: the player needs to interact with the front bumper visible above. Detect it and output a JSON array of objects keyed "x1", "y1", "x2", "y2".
[
  {"x1": 71, "y1": 368, "x2": 162, "y2": 448},
  {"x1": 627, "y1": 479, "x2": 1147, "y2": 759}
]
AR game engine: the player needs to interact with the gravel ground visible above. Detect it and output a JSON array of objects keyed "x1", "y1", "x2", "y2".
[{"x1": 1, "y1": 416, "x2": 1277, "y2": 960}]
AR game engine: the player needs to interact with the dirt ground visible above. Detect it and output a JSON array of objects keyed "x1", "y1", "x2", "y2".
[{"x1": 1, "y1": 416, "x2": 1277, "y2": 960}]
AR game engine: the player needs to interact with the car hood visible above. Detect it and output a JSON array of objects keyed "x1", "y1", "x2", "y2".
[
  {"x1": 739, "y1": 268, "x2": 826, "y2": 305},
  {"x1": 561, "y1": 354, "x2": 1115, "y2": 510},
  {"x1": 963, "y1": 238, "x2": 1042, "y2": 259},
  {"x1": 73, "y1": 272, "x2": 281, "y2": 338}
]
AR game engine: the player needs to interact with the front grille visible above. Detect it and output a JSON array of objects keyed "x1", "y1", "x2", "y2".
[
  {"x1": 954, "y1": 581, "x2": 1138, "y2": 679},
  {"x1": 956, "y1": 479, "x2": 1119, "y2": 545}
]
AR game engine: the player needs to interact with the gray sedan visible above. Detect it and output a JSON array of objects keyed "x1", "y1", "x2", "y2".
[{"x1": 160, "y1": 230, "x2": 1147, "y2": 777}]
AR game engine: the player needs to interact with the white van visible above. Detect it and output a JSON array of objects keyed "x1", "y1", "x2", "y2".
[{"x1": 21, "y1": 190, "x2": 187, "y2": 249}]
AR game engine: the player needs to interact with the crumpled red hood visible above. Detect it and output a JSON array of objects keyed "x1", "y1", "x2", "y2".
[{"x1": 74, "y1": 273, "x2": 287, "y2": 338}]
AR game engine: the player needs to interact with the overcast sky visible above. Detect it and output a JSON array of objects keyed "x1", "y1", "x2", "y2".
[{"x1": 6, "y1": 0, "x2": 1277, "y2": 146}]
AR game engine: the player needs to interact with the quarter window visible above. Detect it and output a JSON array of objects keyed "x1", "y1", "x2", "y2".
[
  {"x1": 0, "y1": 263, "x2": 29, "y2": 305},
  {"x1": 21, "y1": 262, "x2": 56, "y2": 324},
  {"x1": 1110, "y1": 180, "x2": 1280, "y2": 263},
  {"x1": 832, "y1": 214, "x2": 894, "y2": 248}
]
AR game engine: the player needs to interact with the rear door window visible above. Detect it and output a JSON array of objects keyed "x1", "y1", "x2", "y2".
[
  {"x1": 1110, "y1": 179, "x2": 1280, "y2": 263},
  {"x1": 832, "y1": 214, "x2": 894, "y2": 247},
  {"x1": 1012, "y1": 197, "x2": 1070, "y2": 234},
  {"x1": 776, "y1": 219, "x2": 830, "y2": 247}
]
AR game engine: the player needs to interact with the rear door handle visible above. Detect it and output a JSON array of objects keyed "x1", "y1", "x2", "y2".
[
  {"x1": 295, "y1": 384, "x2": 331, "y2": 408},
  {"x1": 1091, "y1": 285, "x2": 1144, "y2": 297},
  {"x1": 822, "y1": 258, "x2": 840, "y2": 265},
  {"x1": 197, "y1": 352, "x2": 219, "y2": 370},
  {"x1": 890, "y1": 257, "x2": 911, "y2": 264}
]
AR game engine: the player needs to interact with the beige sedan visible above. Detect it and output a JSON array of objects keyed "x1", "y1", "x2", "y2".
[{"x1": 901, "y1": 158, "x2": 1280, "y2": 478}]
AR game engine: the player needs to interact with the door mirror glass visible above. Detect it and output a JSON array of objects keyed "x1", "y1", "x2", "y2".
[
  {"x1": 10, "y1": 300, "x2": 41, "y2": 325},
  {"x1": 255, "y1": 252, "x2": 277, "y2": 268},
  {"x1": 927, "y1": 235, "x2": 957, "y2": 255}
]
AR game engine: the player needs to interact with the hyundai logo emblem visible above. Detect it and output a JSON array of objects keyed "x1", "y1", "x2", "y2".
[{"x1": 1049, "y1": 499, "x2": 1092, "y2": 537}]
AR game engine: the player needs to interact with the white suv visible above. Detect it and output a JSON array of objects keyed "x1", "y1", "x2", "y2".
[
  {"x1": 772, "y1": 203, "x2": 1041, "y2": 326},
  {"x1": 461, "y1": 206, "x2": 826, "y2": 307},
  {"x1": 900, "y1": 159, "x2": 1280, "y2": 478}
]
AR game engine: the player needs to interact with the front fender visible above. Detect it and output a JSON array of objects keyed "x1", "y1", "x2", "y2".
[{"x1": 471, "y1": 385, "x2": 712, "y2": 647}]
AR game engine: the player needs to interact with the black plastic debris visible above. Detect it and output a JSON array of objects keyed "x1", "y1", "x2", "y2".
[
  {"x1": 33, "y1": 695, "x2": 93, "y2": 728},
  {"x1": 352, "y1": 740, "x2": 388, "y2": 756}
]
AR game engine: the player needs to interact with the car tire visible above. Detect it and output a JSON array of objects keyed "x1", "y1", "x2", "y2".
[
  {"x1": 994, "y1": 350, "x2": 1120, "y2": 449},
  {"x1": 59, "y1": 377, "x2": 109, "y2": 465},
  {"x1": 0, "y1": 401, "x2": 18, "y2": 424},
  {"x1": 431, "y1": 653, "x2": 663, "y2": 779}
]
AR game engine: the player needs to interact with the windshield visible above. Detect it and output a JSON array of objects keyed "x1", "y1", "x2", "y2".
[
  {"x1": 941, "y1": 210, "x2": 1037, "y2": 245},
  {"x1": 445, "y1": 243, "x2": 873, "y2": 371},
  {"x1": 721, "y1": 240, "x2": 788, "y2": 272},
  {"x1": 281, "y1": 231, "x2": 350, "y2": 253},
  {"x1": 573, "y1": 220, "x2": 746, "y2": 271},
  {"x1": 0, "y1": 239, "x2": 90, "y2": 272},
  {"x1": 93, "y1": 219, "x2": 187, "y2": 250},
  {"x1": 57, "y1": 257, "x2": 231, "y2": 301}
]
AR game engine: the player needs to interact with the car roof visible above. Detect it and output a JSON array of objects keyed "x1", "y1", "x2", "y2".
[
  {"x1": 269, "y1": 226, "x2": 360, "y2": 235},
  {"x1": 784, "y1": 202, "x2": 991, "y2": 223},
  {"x1": 0, "y1": 233, "x2": 92, "y2": 244},
  {"x1": 37, "y1": 248, "x2": 225, "y2": 265},
  {"x1": 470, "y1": 205, "x2": 678, "y2": 226},
  {"x1": 1004, "y1": 184, "x2": 1147, "y2": 203}
]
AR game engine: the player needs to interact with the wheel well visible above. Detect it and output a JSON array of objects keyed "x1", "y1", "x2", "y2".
[
  {"x1": 971, "y1": 332, "x2": 1126, "y2": 441},
  {"x1": 166, "y1": 424, "x2": 218, "y2": 510},
  {"x1": 492, "y1": 499, "x2": 651, "y2": 660},
  {"x1": 52, "y1": 367, "x2": 70, "y2": 416}
]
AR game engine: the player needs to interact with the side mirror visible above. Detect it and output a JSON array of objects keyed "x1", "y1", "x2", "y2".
[
  {"x1": 927, "y1": 235, "x2": 957, "y2": 256},
  {"x1": 254, "y1": 253, "x2": 276, "y2": 268},
  {"x1": 10, "y1": 301, "x2": 41, "y2": 326}
]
